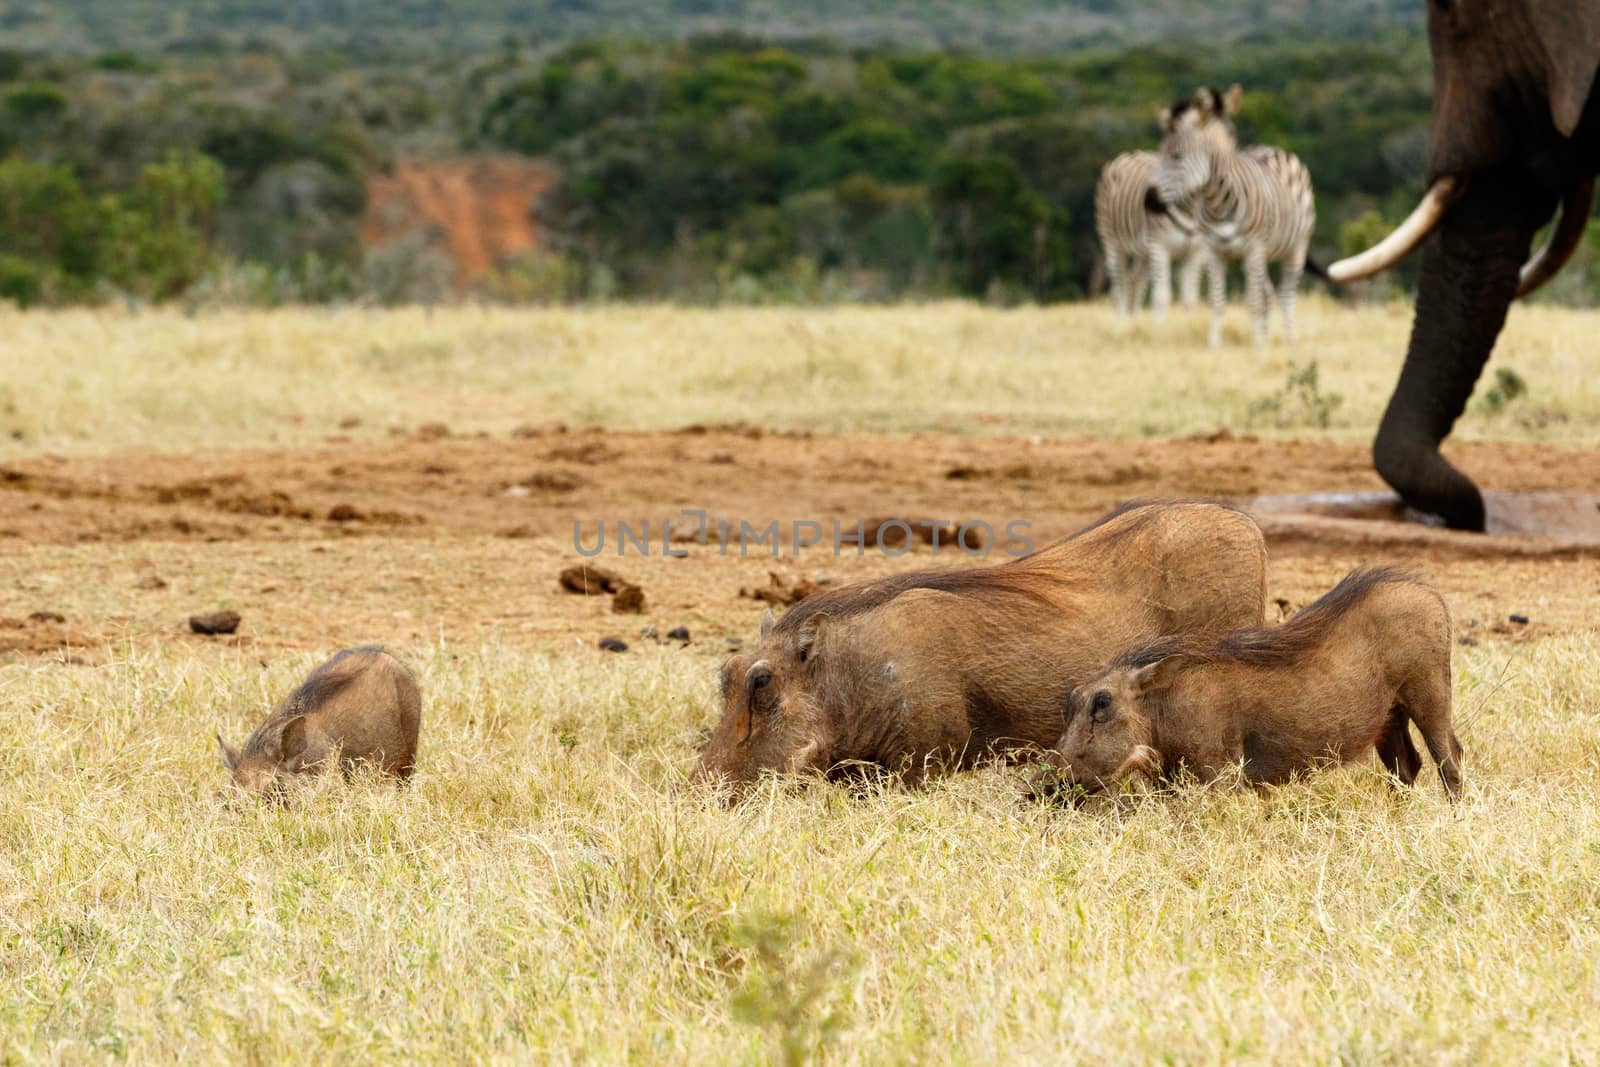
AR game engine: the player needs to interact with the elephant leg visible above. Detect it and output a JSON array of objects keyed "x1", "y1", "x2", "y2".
[{"x1": 1374, "y1": 171, "x2": 1552, "y2": 531}]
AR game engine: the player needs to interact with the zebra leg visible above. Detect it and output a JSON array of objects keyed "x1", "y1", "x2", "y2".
[
  {"x1": 1207, "y1": 252, "x2": 1227, "y2": 349},
  {"x1": 1178, "y1": 252, "x2": 1203, "y2": 308},
  {"x1": 1245, "y1": 246, "x2": 1270, "y2": 348},
  {"x1": 1205, "y1": 252, "x2": 1225, "y2": 308},
  {"x1": 1279, "y1": 255, "x2": 1305, "y2": 344},
  {"x1": 1129, "y1": 256, "x2": 1151, "y2": 318},
  {"x1": 1105, "y1": 249, "x2": 1127, "y2": 315},
  {"x1": 1148, "y1": 243, "x2": 1172, "y2": 324}
]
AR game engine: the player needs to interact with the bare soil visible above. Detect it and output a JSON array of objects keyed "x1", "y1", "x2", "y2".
[
  {"x1": 361, "y1": 157, "x2": 556, "y2": 289},
  {"x1": 1, "y1": 428, "x2": 1596, "y2": 661}
]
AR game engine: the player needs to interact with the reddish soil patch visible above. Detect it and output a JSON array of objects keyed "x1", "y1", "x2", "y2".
[
  {"x1": 0, "y1": 431, "x2": 1595, "y2": 658},
  {"x1": 362, "y1": 157, "x2": 556, "y2": 290}
]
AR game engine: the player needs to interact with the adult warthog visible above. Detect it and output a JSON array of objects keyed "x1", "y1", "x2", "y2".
[{"x1": 698, "y1": 501, "x2": 1268, "y2": 791}]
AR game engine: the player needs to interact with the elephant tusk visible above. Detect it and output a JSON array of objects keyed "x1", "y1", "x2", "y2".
[
  {"x1": 1516, "y1": 177, "x2": 1596, "y2": 299},
  {"x1": 1327, "y1": 176, "x2": 1465, "y2": 283}
]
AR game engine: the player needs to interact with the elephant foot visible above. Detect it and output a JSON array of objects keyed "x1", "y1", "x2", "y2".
[{"x1": 1373, "y1": 426, "x2": 1487, "y2": 532}]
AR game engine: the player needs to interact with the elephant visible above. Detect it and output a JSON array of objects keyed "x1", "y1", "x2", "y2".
[{"x1": 1329, "y1": 0, "x2": 1599, "y2": 531}]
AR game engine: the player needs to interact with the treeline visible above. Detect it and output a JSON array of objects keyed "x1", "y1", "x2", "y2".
[
  {"x1": 3, "y1": 1, "x2": 1423, "y2": 59},
  {"x1": 478, "y1": 33, "x2": 1438, "y2": 301},
  {"x1": 2, "y1": 32, "x2": 1597, "y2": 307}
]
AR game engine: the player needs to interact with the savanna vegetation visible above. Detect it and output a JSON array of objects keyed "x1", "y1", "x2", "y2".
[
  {"x1": 11, "y1": 5, "x2": 1598, "y2": 308},
  {"x1": 4, "y1": 299, "x2": 1598, "y2": 455},
  {"x1": 2, "y1": 300, "x2": 1598, "y2": 1062}
]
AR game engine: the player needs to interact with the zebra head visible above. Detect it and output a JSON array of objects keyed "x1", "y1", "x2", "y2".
[{"x1": 1152, "y1": 85, "x2": 1242, "y2": 208}]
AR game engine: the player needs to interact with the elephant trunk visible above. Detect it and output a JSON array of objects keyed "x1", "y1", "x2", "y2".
[{"x1": 1374, "y1": 173, "x2": 1551, "y2": 531}]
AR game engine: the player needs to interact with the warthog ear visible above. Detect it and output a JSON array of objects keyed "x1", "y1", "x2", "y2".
[
  {"x1": 1130, "y1": 656, "x2": 1186, "y2": 696},
  {"x1": 278, "y1": 715, "x2": 310, "y2": 767},
  {"x1": 1222, "y1": 83, "x2": 1243, "y2": 117},
  {"x1": 759, "y1": 607, "x2": 776, "y2": 640},
  {"x1": 217, "y1": 732, "x2": 240, "y2": 772},
  {"x1": 795, "y1": 613, "x2": 828, "y2": 662}
]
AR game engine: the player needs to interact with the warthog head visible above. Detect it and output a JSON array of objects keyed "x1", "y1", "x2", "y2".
[
  {"x1": 217, "y1": 716, "x2": 312, "y2": 798},
  {"x1": 1048, "y1": 655, "x2": 1182, "y2": 796},
  {"x1": 697, "y1": 608, "x2": 833, "y2": 791}
]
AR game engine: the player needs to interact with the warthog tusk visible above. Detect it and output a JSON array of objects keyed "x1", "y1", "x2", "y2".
[
  {"x1": 1110, "y1": 745, "x2": 1162, "y2": 789},
  {"x1": 1517, "y1": 177, "x2": 1596, "y2": 299},
  {"x1": 1327, "y1": 176, "x2": 1464, "y2": 283}
]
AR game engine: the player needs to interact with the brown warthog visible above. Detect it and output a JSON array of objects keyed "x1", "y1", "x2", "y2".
[
  {"x1": 1042, "y1": 566, "x2": 1462, "y2": 800},
  {"x1": 698, "y1": 501, "x2": 1268, "y2": 790},
  {"x1": 218, "y1": 646, "x2": 421, "y2": 796}
]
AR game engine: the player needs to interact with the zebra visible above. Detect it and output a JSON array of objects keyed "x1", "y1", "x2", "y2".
[
  {"x1": 1096, "y1": 150, "x2": 1223, "y2": 320},
  {"x1": 1151, "y1": 85, "x2": 1316, "y2": 348}
]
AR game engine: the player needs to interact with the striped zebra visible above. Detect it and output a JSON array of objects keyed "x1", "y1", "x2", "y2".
[
  {"x1": 1096, "y1": 151, "x2": 1222, "y2": 320},
  {"x1": 1152, "y1": 85, "x2": 1316, "y2": 348}
]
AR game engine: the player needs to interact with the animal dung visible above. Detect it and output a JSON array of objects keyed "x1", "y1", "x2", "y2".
[
  {"x1": 740, "y1": 571, "x2": 820, "y2": 606},
  {"x1": 559, "y1": 564, "x2": 628, "y2": 596},
  {"x1": 556, "y1": 564, "x2": 645, "y2": 613},
  {"x1": 666, "y1": 626, "x2": 691, "y2": 643},
  {"x1": 189, "y1": 610, "x2": 241, "y2": 635},
  {"x1": 610, "y1": 584, "x2": 647, "y2": 613},
  {"x1": 1508, "y1": 613, "x2": 1530, "y2": 625},
  {"x1": 327, "y1": 503, "x2": 364, "y2": 522},
  {"x1": 598, "y1": 636, "x2": 629, "y2": 653}
]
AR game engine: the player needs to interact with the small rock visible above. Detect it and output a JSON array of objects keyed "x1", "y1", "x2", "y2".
[
  {"x1": 1457, "y1": 636, "x2": 1479, "y2": 647},
  {"x1": 327, "y1": 503, "x2": 364, "y2": 522},
  {"x1": 598, "y1": 636, "x2": 628, "y2": 653},
  {"x1": 1508, "y1": 614, "x2": 1530, "y2": 625},
  {"x1": 667, "y1": 625, "x2": 691, "y2": 643},
  {"x1": 189, "y1": 610, "x2": 241, "y2": 636},
  {"x1": 28, "y1": 610, "x2": 66, "y2": 624},
  {"x1": 338, "y1": 416, "x2": 362, "y2": 429},
  {"x1": 611, "y1": 584, "x2": 647, "y2": 614},
  {"x1": 724, "y1": 636, "x2": 743, "y2": 650}
]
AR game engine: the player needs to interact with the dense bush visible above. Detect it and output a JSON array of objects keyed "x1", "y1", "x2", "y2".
[{"x1": 3, "y1": 26, "x2": 1599, "y2": 306}]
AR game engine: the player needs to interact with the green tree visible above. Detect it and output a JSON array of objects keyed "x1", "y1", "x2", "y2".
[{"x1": 102, "y1": 150, "x2": 225, "y2": 298}]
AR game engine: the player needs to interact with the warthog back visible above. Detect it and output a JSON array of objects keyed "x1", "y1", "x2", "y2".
[
  {"x1": 218, "y1": 645, "x2": 421, "y2": 795},
  {"x1": 699, "y1": 500, "x2": 1268, "y2": 789}
]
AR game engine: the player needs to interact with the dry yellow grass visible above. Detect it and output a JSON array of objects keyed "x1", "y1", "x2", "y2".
[
  {"x1": 2, "y1": 297, "x2": 1598, "y2": 456},
  {"x1": 2, "y1": 635, "x2": 1598, "y2": 1063},
  {"x1": 2, "y1": 300, "x2": 1599, "y2": 1063}
]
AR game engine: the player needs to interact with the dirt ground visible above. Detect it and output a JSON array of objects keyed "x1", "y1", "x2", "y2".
[
  {"x1": 361, "y1": 158, "x2": 555, "y2": 290},
  {"x1": 1, "y1": 426, "x2": 1596, "y2": 663}
]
